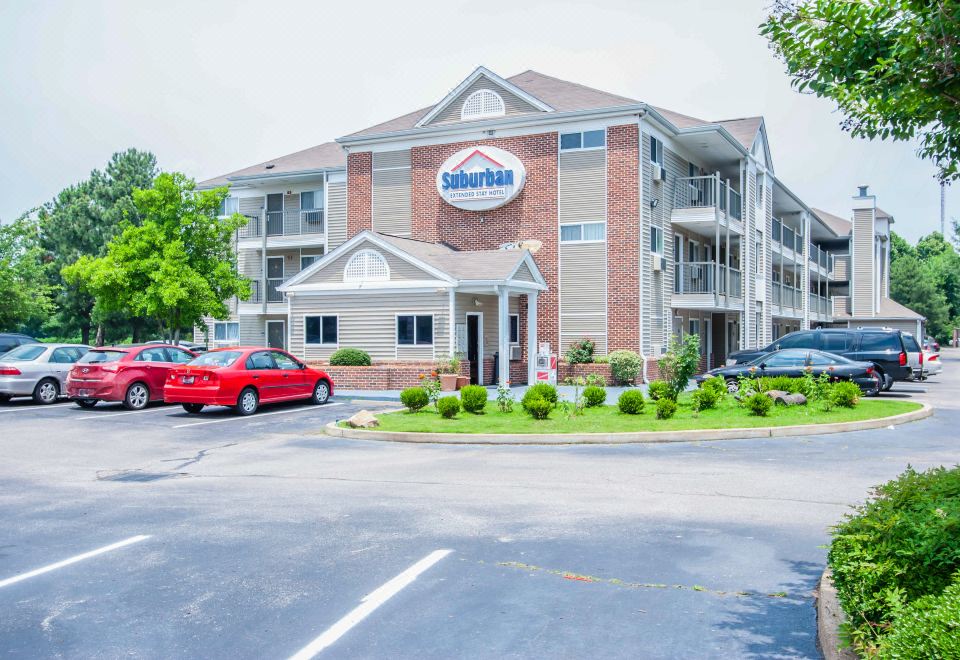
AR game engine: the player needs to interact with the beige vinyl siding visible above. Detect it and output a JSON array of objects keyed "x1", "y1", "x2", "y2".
[
  {"x1": 513, "y1": 262, "x2": 536, "y2": 283},
  {"x1": 851, "y1": 318, "x2": 920, "y2": 335},
  {"x1": 852, "y1": 208, "x2": 874, "y2": 316},
  {"x1": 427, "y1": 76, "x2": 541, "y2": 125},
  {"x1": 301, "y1": 242, "x2": 433, "y2": 285},
  {"x1": 833, "y1": 254, "x2": 850, "y2": 281},
  {"x1": 239, "y1": 196, "x2": 264, "y2": 236},
  {"x1": 558, "y1": 150, "x2": 605, "y2": 223},
  {"x1": 289, "y1": 292, "x2": 449, "y2": 361},
  {"x1": 560, "y1": 243, "x2": 607, "y2": 355},
  {"x1": 326, "y1": 181, "x2": 347, "y2": 249},
  {"x1": 372, "y1": 150, "x2": 412, "y2": 236},
  {"x1": 453, "y1": 293, "x2": 520, "y2": 358}
]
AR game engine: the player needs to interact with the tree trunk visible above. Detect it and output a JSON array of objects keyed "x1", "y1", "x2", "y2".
[
  {"x1": 81, "y1": 324, "x2": 90, "y2": 346},
  {"x1": 131, "y1": 318, "x2": 142, "y2": 344},
  {"x1": 95, "y1": 324, "x2": 104, "y2": 347}
]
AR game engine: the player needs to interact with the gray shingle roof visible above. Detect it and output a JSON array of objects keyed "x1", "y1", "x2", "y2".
[
  {"x1": 376, "y1": 233, "x2": 530, "y2": 281},
  {"x1": 812, "y1": 208, "x2": 853, "y2": 237},
  {"x1": 198, "y1": 141, "x2": 346, "y2": 188}
]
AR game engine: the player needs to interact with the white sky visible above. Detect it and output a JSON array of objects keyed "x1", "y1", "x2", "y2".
[{"x1": 1, "y1": 0, "x2": 955, "y2": 242}]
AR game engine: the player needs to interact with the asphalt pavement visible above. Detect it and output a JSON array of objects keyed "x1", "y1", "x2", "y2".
[{"x1": 1, "y1": 353, "x2": 957, "y2": 659}]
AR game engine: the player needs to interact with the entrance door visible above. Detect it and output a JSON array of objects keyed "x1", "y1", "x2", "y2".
[
  {"x1": 266, "y1": 194, "x2": 284, "y2": 236},
  {"x1": 267, "y1": 320, "x2": 285, "y2": 349},
  {"x1": 466, "y1": 314, "x2": 481, "y2": 385}
]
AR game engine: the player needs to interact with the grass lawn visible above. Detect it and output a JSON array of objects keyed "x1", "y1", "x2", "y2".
[{"x1": 363, "y1": 396, "x2": 922, "y2": 435}]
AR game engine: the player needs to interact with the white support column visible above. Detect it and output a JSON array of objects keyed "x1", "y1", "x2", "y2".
[
  {"x1": 497, "y1": 287, "x2": 510, "y2": 386},
  {"x1": 526, "y1": 291, "x2": 538, "y2": 386},
  {"x1": 448, "y1": 288, "x2": 456, "y2": 358}
]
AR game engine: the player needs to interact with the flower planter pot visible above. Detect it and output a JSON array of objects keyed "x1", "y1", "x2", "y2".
[
  {"x1": 455, "y1": 376, "x2": 469, "y2": 390},
  {"x1": 440, "y1": 374, "x2": 458, "y2": 391}
]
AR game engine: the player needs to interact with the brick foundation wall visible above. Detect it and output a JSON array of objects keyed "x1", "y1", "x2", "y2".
[
  {"x1": 606, "y1": 124, "x2": 641, "y2": 352},
  {"x1": 347, "y1": 152, "x2": 372, "y2": 236},
  {"x1": 308, "y1": 359, "x2": 528, "y2": 390},
  {"x1": 558, "y1": 362, "x2": 614, "y2": 386}
]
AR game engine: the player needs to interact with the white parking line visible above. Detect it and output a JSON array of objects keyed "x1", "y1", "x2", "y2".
[
  {"x1": 172, "y1": 402, "x2": 344, "y2": 429},
  {"x1": 73, "y1": 407, "x2": 174, "y2": 421},
  {"x1": 288, "y1": 549, "x2": 453, "y2": 659},
  {"x1": 0, "y1": 402, "x2": 72, "y2": 414},
  {"x1": 0, "y1": 535, "x2": 150, "y2": 589}
]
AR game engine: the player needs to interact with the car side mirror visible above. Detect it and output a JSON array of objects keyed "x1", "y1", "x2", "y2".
[{"x1": 759, "y1": 363, "x2": 767, "y2": 370}]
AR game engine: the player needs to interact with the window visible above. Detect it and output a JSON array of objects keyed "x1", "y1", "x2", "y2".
[
  {"x1": 688, "y1": 163, "x2": 699, "y2": 178},
  {"x1": 78, "y1": 350, "x2": 125, "y2": 364},
  {"x1": 191, "y1": 351, "x2": 241, "y2": 368},
  {"x1": 344, "y1": 249, "x2": 390, "y2": 282},
  {"x1": 218, "y1": 196, "x2": 239, "y2": 217},
  {"x1": 688, "y1": 319, "x2": 700, "y2": 337},
  {"x1": 2, "y1": 344, "x2": 47, "y2": 361},
  {"x1": 300, "y1": 253, "x2": 323, "y2": 271},
  {"x1": 50, "y1": 347, "x2": 83, "y2": 363},
  {"x1": 305, "y1": 316, "x2": 338, "y2": 345},
  {"x1": 272, "y1": 351, "x2": 299, "y2": 370},
  {"x1": 560, "y1": 130, "x2": 605, "y2": 151},
  {"x1": 821, "y1": 333, "x2": 852, "y2": 353},
  {"x1": 651, "y1": 226, "x2": 664, "y2": 255},
  {"x1": 246, "y1": 351, "x2": 276, "y2": 370},
  {"x1": 755, "y1": 174, "x2": 764, "y2": 206},
  {"x1": 136, "y1": 347, "x2": 169, "y2": 362},
  {"x1": 560, "y1": 222, "x2": 606, "y2": 243},
  {"x1": 650, "y1": 136, "x2": 663, "y2": 166},
  {"x1": 808, "y1": 352, "x2": 841, "y2": 366},
  {"x1": 509, "y1": 314, "x2": 519, "y2": 344},
  {"x1": 214, "y1": 322, "x2": 239, "y2": 342},
  {"x1": 858, "y1": 332, "x2": 901, "y2": 352},
  {"x1": 763, "y1": 350, "x2": 809, "y2": 367},
  {"x1": 397, "y1": 315, "x2": 433, "y2": 345},
  {"x1": 300, "y1": 190, "x2": 323, "y2": 210},
  {"x1": 754, "y1": 240, "x2": 762, "y2": 273},
  {"x1": 461, "y1": 89, "x2": 505, "y2": 120},
  {"x1": 166, "y1": 348, "x2": 194, "y2": 364},
  {"x1": 776, "y1": 332, "x2": 816, "y2": 349}
]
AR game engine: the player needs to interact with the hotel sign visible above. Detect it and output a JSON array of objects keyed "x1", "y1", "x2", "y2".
[{"x1": 436, "y1": 145, "x2": 526, "y2": 211}]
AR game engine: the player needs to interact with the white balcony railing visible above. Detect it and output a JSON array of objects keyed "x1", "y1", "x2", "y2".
[
  {"x1": 674, "y1": 262, "x2": 742, "y2": 297},
  {"x1": 241, "y1": 209, "x2": 325, "y2": 239},
  {"x1": 673, "y1": 175, "x2": 743, "y2": 220}
]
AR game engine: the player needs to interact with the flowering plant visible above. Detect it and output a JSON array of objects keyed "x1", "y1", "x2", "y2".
[{"x1": 496, "y1": 380, "x2": 514, "y2": 413}]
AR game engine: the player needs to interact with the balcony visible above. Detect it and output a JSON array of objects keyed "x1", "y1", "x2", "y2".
[
  {"x1": 808, "y1": 242, "x2": 834, "y2": 275},
  {"x1": 239, "y1": 209, "x2": 325, "y2": 245},
  {"x1": 771, "y1": 218, "x2": 806, "y2": 259},
  {"x1": 671, "y1": 175, "x2": 744, "y2": 237},
  {"x1": 672, "y1": 261, "x2": 743, "y2": 309},
  {"x1": 237, "y1": 278, "x2": 288, "y2": 314},
  {"x1": 808, "y1": 293, "x2": 832, "y2": 320},
  {"x1": 772, "y1": 282, "x2": 803, "y2": 317}
]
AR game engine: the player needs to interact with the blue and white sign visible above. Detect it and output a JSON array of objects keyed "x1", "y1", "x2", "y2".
[{"x1": 436, "y1": 145, "x2": 526, "y2": 211}]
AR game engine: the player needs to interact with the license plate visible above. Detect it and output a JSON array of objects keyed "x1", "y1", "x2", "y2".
[
  {"x1": 78, "y1": 389, "x2": 91, "y2": 397},
  {"x1": 181, "y1": 376, "x2": 194, "y2": 384}
]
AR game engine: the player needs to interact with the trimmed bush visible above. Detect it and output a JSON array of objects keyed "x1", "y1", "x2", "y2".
[
  {"x1": 829, "y1": 466, "x2": 960, "y2": 654},
  {"x1": 830, "y1": 380, "x2": 861, "y2": 408},
  {"x1": 459, "y1": 385, "x2": 487, "y2": 414},
  {"x1": 647, "y1": 380, "x2": 673, "y2": 402},
  {"x1": 745, "y1": 392, "x2": 772, "y2": 416},
  {"x1": 524, "y1": 383, "x2": 558, "y2": 406},
  {"x1": 436, "y1": 396, "x2": 460, "y2": 419},
  {"x1": 583, "y1": 385, "x2": 606, "y2": 408},
  {"x1": 617, "y1": 389, "x2": 645, "y2": 415},
  {"x1": 329, "y1": 347, "x2": 371, "y2": 367},
  {"x1": 608, "y1": 350, "x2": 642, "y2": 384},
  {"x1": 565, "y1": 338, "x2": 595, "y2": 365},
  {"x1": 523, "y1": 397, "x2": 552, "y2": 420},
  {"x1": 399, "y1": 387, "x2": 429, "y2": 412},
  {"x1": 877, "y1": 575, "x2": 960, "y2": 659},
  {"x1": 763, "y1": 375, "x2": 801, "y2": 393},
  {"x1": 655, "y1": 397, "x2": 677, "y2": 420},
  {"x1": 693, "y1": 376, "x2": 725, "y2": 410}
]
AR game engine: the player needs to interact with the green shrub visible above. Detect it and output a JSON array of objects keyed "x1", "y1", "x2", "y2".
[
  {"x1": 693, "y1": 376, "x2": 725, "y2": 410},
  {"x1": 617, "y1": 389, "x2": 645, "y2": 414},
  {"x1": 877, "y1": 575, "x2": 960, "y2": 659},
  {"x1": 608, "y1": 350, "x2": 642, "y2": 384},
  {"x1": 647, "y1": 380, "x2": 674, "y2": 402},
  {"x1": 658, "y1": 334, "x2": 700, "y2": 398},
  {"x1": 565, "y1": 338, "x2": 595, "y2": 365},
  {"x1": 745, "y1": 392, "x2": 772, "y2": 416},
  {"x1": 828, "y1": 466, "x2": 960, "y2": 654},
  {"x1": 459, "y1": 385, "x2": 487, "y2": 414},
  {"x1": 764, "y1": 375, "x2": 801, "y2": 393},
  {"x1": 523, "y1": 397, "x2": 552, "y2": 420},
  {"x1": 655, "y1": 397, "x2": 677, "y2": 419},
  {"x1": 329, "y1": 347, "x2": 371, "y2": 366},
  {"x1": 830, "y1": 380, "x2": 861, "y2": 408},
  {"x1": 436, "y1": 396, "x2": 460, "y2": 419},
  {"x1": 524, "y1": 383, "x2": 558, "y2": 407},
  {"x1": 583, "y1": 385, "x2": 606, "y2": 408},
  {"x1": 399, "y1": 386, "x2": 429, "y2": 412}
]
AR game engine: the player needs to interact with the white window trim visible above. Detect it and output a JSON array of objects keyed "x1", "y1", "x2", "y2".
[
  {"x1": 650, "y1": 136, "x2": 664, "y2": 166},
  {"x1": 559, "y1": 129, "x2": 606, "y2": 152},
  {"x1": 213, "y1": 321, "x2": 240, "y2": 343},
  {"x1": 343, "y1": 249, "x2": 391, "y2": 282},
  {"x1": 265, "y1": 319, "x2": 286, "y2": 350},
  {"x1": 300, "y1": 252, "x2": 324, "y2": 272},
  {"x1": 688, "y1": 318, "x2": 700, "y2": 337},
  {"x1": 304, "y1": 314, "x2": 339, "y2": 347},
  {"x1": 560, "y1": 221, "x2": 606, "y2": 244},
  {"x1": 395, "y1": 312, "x2": 435, "y2": 348},
  {"x1": 460, "y1": 89, "x2": 506, "y2": 121},
  {"x1": 300, "y1": 189, "x2": 324, "y2": 210},
  {"x1": 509, "y1": 313, "x2": 520, "y2": 345},
  {"x1": 651, "y1": 226, "x2": 664, "y2": 256}
]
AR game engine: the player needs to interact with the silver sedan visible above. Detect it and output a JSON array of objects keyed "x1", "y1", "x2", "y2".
[{"x1": 0, "y1": 343, "x2": 90, "y2": 404}]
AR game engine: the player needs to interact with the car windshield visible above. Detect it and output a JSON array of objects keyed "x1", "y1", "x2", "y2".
[
  {"x1": 77, "y1": 350, "x2": 126, "y2": 364},
  {"x1": 748, "y1": 349, "x2": 808, "y2": 366},
  {"x1": 189, "y1": 351, "x2": 241, "y2": 368},
  {"x1": 903, "y1": 335, "x2": 921, "y2": 352},
  {"x1": 0, "y1": 344, "x2": 47, "y2": 361}
]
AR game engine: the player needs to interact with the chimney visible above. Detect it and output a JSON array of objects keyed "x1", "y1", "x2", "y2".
[{"x1": 857, "y1": 185, "x2": 869, "y2": 197}]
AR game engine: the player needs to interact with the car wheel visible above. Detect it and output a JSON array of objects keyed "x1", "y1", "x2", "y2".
[
  {"x1": 235, "y1": 387, "x2": 258, "y2": 416},
  {"x1": 123, "y1": 382, "x2": 150, "y2": 410},
  {"x1": 182, "y1": 403, "x2": 204, "y2": 414},
  {"x1": 724, "y1": 378, "x2": 739, "y2": 394},
  {"x1": 865, "y1": 374, "x2": 882, "y2": 397},
  {"x1": 75, "y1": 398, "x2": 97, "y2": 409},
  {"x1": 32, "y1": 378, "x2": 59, "y2": 405},
  {"x1": 881, "y1": 374, "x2": 894, "y2": 392},
  {"x1": 311, "y1": 380, "x2": 330, "y2": 405}
]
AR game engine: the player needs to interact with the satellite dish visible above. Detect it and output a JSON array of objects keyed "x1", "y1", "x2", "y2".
[{"x1": 517, "y1": 239, "x2": 543, "y2": 253}]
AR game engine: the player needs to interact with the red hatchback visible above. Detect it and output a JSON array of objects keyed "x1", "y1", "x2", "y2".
[
  {"x1": 66, "y1": 344, "x2": 197, "y2": 410},
  {"x1": 163, "y1": 347, "x2": 333, "y2": 415}
]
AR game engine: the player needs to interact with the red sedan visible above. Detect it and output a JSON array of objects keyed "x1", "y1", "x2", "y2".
[
  {"x1": 66, "y1": 344, "x2": 197, "y2": 410},
  {"x1": 163, "y1": 347, "x2": 333, "y2": 415}
]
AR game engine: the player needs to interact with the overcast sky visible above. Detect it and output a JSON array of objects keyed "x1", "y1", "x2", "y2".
[{"x1": 1, "y1": 0, "x2": 955, "y2": 242}]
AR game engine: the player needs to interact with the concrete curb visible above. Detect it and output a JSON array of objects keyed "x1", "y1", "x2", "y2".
[
  {"x1": 815, "y1": 569, "x2": 858, "y2": 660},
  {"x1": 324, "y1": 402, "x2": 932, "y2": 445}
]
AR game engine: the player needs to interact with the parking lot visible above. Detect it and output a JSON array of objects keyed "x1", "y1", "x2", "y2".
[{"x1": 1, "y1": 357, "x2": 958, "y2": 659}]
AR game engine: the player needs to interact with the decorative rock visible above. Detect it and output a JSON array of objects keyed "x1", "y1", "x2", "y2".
[
  {"x1": 346, "y1": 410, "x2": 380, "y2": 428},
  {"x1": 766, "y1": 390, "x2": 807, "y2": 406}
]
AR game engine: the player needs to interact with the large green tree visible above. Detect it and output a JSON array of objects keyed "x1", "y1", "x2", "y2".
[
  {"x1": 0, "y1": 212, "x2": 54, "y2": 330},
  {"x1": 762, "y1": 1, "x2": 960, "y2": 182},
  {"x1": 38, "y1": 148, "x2": 157, "y2": 343},
  {"x1": 64, "y1": 172, "x2": 249, "y2": 342}
]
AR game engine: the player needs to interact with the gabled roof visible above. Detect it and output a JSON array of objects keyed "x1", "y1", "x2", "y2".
[
  {"x1": 714, "y1": 117, "x2": 763, "y2": 151},
  {"x1": 812, "y1": 208, "x2": 853, "y2": 237},
  {"x1": 198, "y1": 141, "x2": 345, "y2": 188},
  {"x1": 877, "y1": 297, "x2": 924, "y2": 320}
]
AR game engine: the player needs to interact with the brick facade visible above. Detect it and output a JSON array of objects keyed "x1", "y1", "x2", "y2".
[
  {"x1": 307, "y1": 359, "x2": 528, "y2": 390},
  {"x1": 347, "y1": 151, "x2": 372, "y2": 236},
  {"x1": 606, "y1": 124, "x2": 641, "y2": 352},
  {"x1": 557, "y1": 362, "x2": 614, "y2": 386}
]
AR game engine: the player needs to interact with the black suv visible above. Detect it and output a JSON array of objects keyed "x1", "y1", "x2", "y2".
[
  {"x1": 0, "y1": 333, "x2": 38, "y2": 357},
  {"x1": 727, "y1": 328, "x2": 913, "y2": 391}
]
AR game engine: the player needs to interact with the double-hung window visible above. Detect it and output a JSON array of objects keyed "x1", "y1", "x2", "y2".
[
  {"x1": 560, "y1": 222, "x2": 606, "y2": 243},
  {"x1": 397, "y1": 315, "x2": 433, "y2": 346},
  {"x1": 509, "y1": 314, "x2": 519, "y2": 344},
  {"x1": 305, "y1": 316, "x2": 337, "y2": 345},
  {"x1": 300, "y1": 252, "x2": 324, "y2": 271},
  {"x1": 651, "y1": 226, "x2": 664, "y2": 255},
  {"x1": 218, "y1": 196, "x2": 239, "y2": 217},
  {"x1": 560, "y1": 129, "x2": 606, "y2": 151},
  {"x1": 213, "y1": 322, "x2": 239, "y2": 342},
  {"x1": 650, "y1": 136, "x2": 663, "y2": 166}
]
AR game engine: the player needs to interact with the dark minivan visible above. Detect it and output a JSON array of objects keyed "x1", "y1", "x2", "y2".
[{"x1": 727, "y1": 328, "x2": 913, "y2": 391}]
